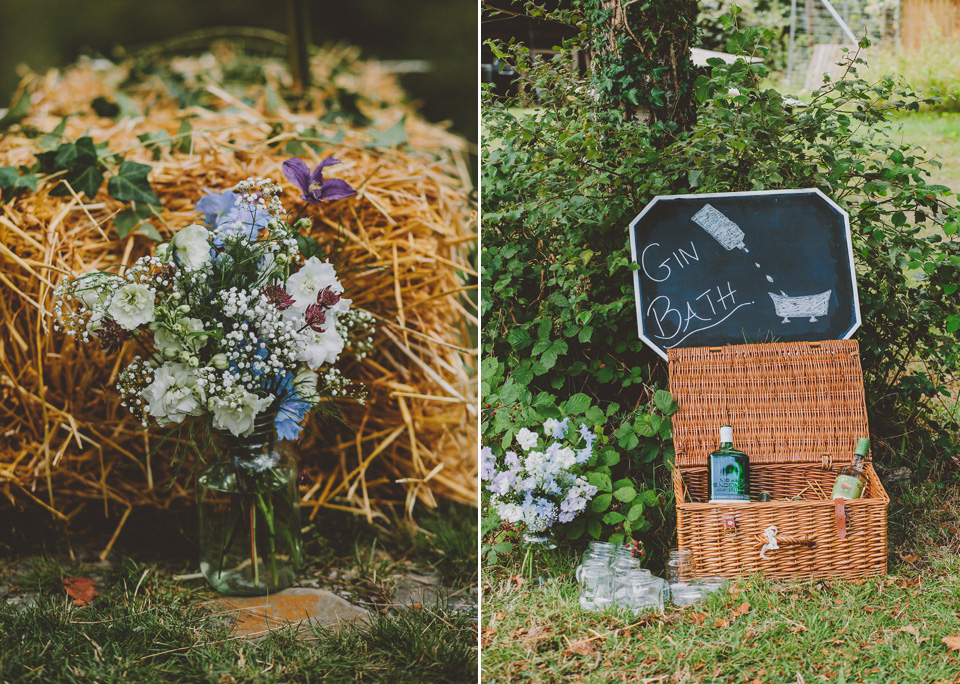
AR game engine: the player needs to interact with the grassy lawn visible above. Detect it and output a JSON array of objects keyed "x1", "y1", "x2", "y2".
[
  {"x1": 0, "y1": 501, "x2": 478, "y2": 683},
  {"x1": 890, "y1": 111, "x2": 960, "y2": 193},
  {"x1": 482, "y1": 478, "x2": 960, "y2": 683}
]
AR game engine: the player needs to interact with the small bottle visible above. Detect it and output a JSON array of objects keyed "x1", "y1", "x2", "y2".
[
  {"x1": 708, "y1": 425, "x2": 751, "y2": 503},
  {"x1": 831, "y1": 438, "x2": 870, "y2": 499}
]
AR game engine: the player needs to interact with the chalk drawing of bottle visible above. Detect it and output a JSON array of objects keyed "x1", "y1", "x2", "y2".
[
  {"x1": 691, "y1": 204, "x2": 748, "y2": 252},
  {"x1": 768, "y1": 290, "x2": 832, "y2": 323}
]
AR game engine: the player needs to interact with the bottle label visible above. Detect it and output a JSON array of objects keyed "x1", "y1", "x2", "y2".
[
  {"x1": 708, "y1": 454, "x2": 750, "y2": 502},
  {"x1": 831, "y1": 474, "x2": 864, "y2": 499}
]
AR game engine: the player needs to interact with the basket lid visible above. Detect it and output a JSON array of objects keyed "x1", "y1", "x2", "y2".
[{"x1": 667, "y1": 340, "x2": 869, "y2": 467}]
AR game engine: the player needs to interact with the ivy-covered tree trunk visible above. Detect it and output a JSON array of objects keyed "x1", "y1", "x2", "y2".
[{"x1": 581, "y1": 0, "x2": 699, "y2": 131}]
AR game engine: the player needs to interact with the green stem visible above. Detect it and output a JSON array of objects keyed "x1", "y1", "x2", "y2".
[
  {"x1": 217, "y1": 497, "x2": 244, "y2": 578},
  {"x1": 256, "y1": 491, "x2": 279, "y2": 585},
  {"x1": 250, "y1": 496, "x2": 259, "y2": 588}
]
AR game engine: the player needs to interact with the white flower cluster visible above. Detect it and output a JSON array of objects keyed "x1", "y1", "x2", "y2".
[
  {"x1": 54, "y1": 175, "x2": 374, "y2": 443},
  {"x1": 482, "y1": 419, "x2": 600, "y2": 533}
]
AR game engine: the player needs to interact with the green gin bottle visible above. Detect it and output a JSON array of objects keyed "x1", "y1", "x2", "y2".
[
  {"x1": 708, "y1": 425, "x2": 751, "y2": 503},
  {"x1": 831, "y1": 438, "x2": 870, "y2": 499}
]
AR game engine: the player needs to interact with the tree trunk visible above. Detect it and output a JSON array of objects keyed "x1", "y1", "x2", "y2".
[{"x1": 582, "y1": 0, "x2": 699, "y2": 132}]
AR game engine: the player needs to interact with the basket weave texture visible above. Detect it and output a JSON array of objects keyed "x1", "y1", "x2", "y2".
[{"x1": 668, "y1": 340, "x2": 888, "y2": 580}]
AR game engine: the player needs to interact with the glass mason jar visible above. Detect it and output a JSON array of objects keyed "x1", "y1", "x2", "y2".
[{"x1": 197, "y1": 436, "x2": 302, "y2": 595}]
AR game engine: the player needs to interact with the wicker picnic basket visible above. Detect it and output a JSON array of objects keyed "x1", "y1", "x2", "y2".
[{"x1": 668, "y1": 340, "x2": 889, "y2": 580}]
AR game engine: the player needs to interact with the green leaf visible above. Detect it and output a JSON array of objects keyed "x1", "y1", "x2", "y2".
[
  {"x1": 107, "y1": 161, "x2": 160, "y2": 205},
  {"x1": 14, "y1": 174, "x2": 36, "y2": 192},
  {"x1": 562, "y1": 392, "x2": 591, "y2": 415},
  {"x1": 565, "y1": 518, "x2": 585, "y2": 539},
  {"x1": 366, "y1": 116, "x2": 407, "y2": 148},
  {"x1": 653, "y1": 389, "x2": 678, "y2": 415},
  {"x1": 587, "y1": 519, "x2": 602, "y2": 539},
  {"x1": 591, "y1": 493, "x2": 613, "y2": 512},
  {"x1": 39, "y1": 118, "x2": 68, "y2": 151},
  {"x1": 601, "y1": 450, "x2": 620, "y2": 467},
  {"x1": 626, "y1": 503, "x2": 645, "y2": 522},
  {"x1": 492, "y1": 541, "x2": 513, "y2": 553},
  {"x1": 91, "y1": 96, "x2": 120, "y2": 118},
  {"x1": 607, "y1": 532, "x2": 624, "y2": 546},
  {"x1": 135, "y1": 222, "x2": 163, "y2": 241},
  {"x1": 508, "y1": 327, "x2": 533, "y2": 351},
  {"x1": 578, "y1": 325, "x2": 593, "y2": 343},
  {"x1": 588, "y1": 471, "x2": 612, "y2": 492},
  {"x1": 114, "y1": 208, "x2": 142, "y2": 239},
  {"x1": 297, "y1": 234, "x2": 325, "y2": 260},
  {"x1": 66, "y1": 165, "x2": 104, "y2": 199},
  {"x1": 0, "y1": 90, "x2": 30, "y2": 130},
  {"x1": 602, "y1": 511, "x2": 625, "y2": 524},
  {"x1": 613, "y1": 486, "x2": 637, "y2": 502},
  {"x1": 688, "y1": 169, "x2": 703, "y2": 188},
  {"x1": 172, "y1": 119, "x2": 193, "y2": 154},
  {"x1": 0, "y1": 167, "x2": 17, "y2": 189}
]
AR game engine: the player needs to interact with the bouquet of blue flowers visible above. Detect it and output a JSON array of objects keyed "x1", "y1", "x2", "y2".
[{"x1": 482, "y1": 418, "x2": 599, "y2": 535}]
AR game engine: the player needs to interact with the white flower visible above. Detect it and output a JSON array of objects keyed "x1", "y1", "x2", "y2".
[
  {"x1": 108, "y1": 283, "x2": 155, "y2": 330},
  {"x1": 171, "y1": 223, "x2": 211, "y2": 271},
  {"x1": 294, "y1": 366, "x2": 320, "y2": 402},
  {"x1": 288, "y1": 296, "x2": 350, "y2": 369},
  {"x1": 210, "y1": 387, "x2": 274, "y2": 437},
  {"x1": 284, "y1": 257, "x2": 342, "y2": 312},
  {"x1": 516, "y1": 427, "x2": 539, "y2": 451},
  {"x1": 296, "y1": 325, "x2": 346, "y2": 369},
  {"x1": 144, "y1": 363, "x2": 201, "y2": 425}
]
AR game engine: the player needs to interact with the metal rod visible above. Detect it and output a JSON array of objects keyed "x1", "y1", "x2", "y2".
[
  {"x1": 788, "y1": 0, "x2": 797, "y2": 85},
  {"x1": 819, "y1": 0, "x2": 858, "y2": 45}
]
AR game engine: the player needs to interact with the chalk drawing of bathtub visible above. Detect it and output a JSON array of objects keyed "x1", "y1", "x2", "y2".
[{"x1": 768, "y1": 290, "x2": 832, "y2": 323}]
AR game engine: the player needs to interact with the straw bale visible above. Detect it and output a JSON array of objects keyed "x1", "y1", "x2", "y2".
[{"x1": 0, "y1": 47, "x2": 477, "y2": 525}]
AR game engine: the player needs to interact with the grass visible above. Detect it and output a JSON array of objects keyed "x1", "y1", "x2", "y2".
[
  {"x1": 890, "y1": 111, "x2": 960, "y2": 193},
  {"x1": 481, "y1": 477, "x2": 960, "y2": 683},
  {"x1": 0, "y1": 500, "x2": 478, "y2": 683}
]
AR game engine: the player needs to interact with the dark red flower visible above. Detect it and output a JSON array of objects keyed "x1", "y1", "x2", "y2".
[
  {"x1": 96, "y1": 318, "x2": 130, "y2": 354},
  {"x1": 304, "y1": 304, "x2": 327, "y2": 333},
  {"x1": 264, "y1": 284, "x2": 295, "y2": 311}
]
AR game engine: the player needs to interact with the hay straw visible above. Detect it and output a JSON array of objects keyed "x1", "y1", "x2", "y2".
[{"x1": 0, "y1": 47, "x2": 477, "y2": 528}]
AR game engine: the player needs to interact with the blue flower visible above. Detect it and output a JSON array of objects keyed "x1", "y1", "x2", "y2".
[
  {"x1": 195, "y1": 190, "x2": 271, "y2": 246},
  {"x1": 273, "y1": 372, "x2": 311, "y2": 441}
]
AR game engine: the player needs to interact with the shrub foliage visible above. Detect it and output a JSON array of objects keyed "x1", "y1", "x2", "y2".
[{"x1": 481, "y1": 7, "x2": 960, "y2": 550}]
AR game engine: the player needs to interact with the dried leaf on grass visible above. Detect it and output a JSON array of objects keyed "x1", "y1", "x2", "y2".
[
  {"x1": 943, "y1": 635, "x2": 960, "y2": 651},
  {"x1": 63, "y1": 576, "x2": 98, "y2": 606},
  {"x1": 564, "y1": 639, "x2": 597, "y2": 656}
]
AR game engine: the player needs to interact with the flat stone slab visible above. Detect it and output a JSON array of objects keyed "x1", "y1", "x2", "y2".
[{"x1": 209, "y1": 587, "x2": 369, "y2": 640}]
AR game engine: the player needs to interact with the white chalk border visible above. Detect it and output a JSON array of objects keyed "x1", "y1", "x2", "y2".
[{"x1": 627, "y1": 188, "x2": 861, "y2": 361}]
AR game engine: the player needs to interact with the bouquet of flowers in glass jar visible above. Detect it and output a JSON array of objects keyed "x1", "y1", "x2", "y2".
[
  {"x1": 481, "y1": 418, "x2": 599, "y2": 542},
  {"x1": 53, "y1": 157, "x2": 375, "y2": 595}
]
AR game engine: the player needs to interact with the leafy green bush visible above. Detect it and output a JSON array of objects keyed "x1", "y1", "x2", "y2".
[
  {"x1": 481, "y1": 8, "x2": 960, "y2": 552},
  {"x1": 862, "y1": 30, "x2": 960, "y2": 112}
]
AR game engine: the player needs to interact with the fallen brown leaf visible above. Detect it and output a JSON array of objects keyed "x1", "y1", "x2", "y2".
[
  {"x1": 690, "y1": 612, "x2": 706, "y2": 625},
  {"x1": 565, "y1": 639, "x2": 597, "y2": 656},
  {"x1": 943, "y1": 636, "x2": 960, "y2": 651},
  {"x1": 863, "y1": 606, "x2": 876, "y2": 614},
  {"x1": 898, "y1": 625, "x2": 919, "y2": 637},
  {"x1": 899, "y1": 552, "x2": 919, "y2": 563},
  {"x1": 733, "y1": 601, "x2": 751, "y2": 616},
  {"x1": 63, "y1": 577, "x2": 98, "y2": 607},
  {"x1": 714, "y1": 618, "x2": 729, "y2": 628}
]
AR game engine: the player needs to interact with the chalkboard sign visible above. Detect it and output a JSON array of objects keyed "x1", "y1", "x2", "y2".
[{"x1": 628, "y1": 189, "x2": 861, "y2": 360}]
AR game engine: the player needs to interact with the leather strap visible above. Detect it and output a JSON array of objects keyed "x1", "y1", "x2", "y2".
[{"x1": 835, "y1": 499, "x2": 847, "y2": 539}]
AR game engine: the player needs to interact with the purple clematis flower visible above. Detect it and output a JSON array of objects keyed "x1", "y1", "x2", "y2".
[{"x1": 282, "y1": 157, "x2": 356, "y2": 203}]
